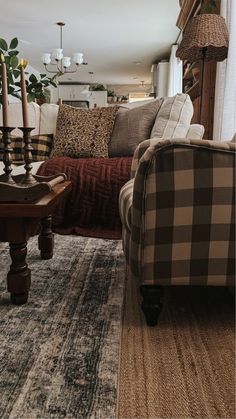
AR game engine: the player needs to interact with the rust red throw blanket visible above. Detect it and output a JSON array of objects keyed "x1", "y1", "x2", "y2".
[{"x1": 37, "y1": 156, "x2": 132, "y2": 239}]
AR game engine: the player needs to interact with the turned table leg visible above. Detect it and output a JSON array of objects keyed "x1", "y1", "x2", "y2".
[
  {"x1": 7, "y1": 242, "x2": 31, "y2": 305},
  {"x1": 38, "y1": 215, "x2": 54, "y2": 260}
]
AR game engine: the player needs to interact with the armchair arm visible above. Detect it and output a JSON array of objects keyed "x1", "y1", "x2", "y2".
[
  {"x1": 131, "y1": 124, "x2": 205, "y2": 178},
  {"x1": 131, "y1": 138, "x2": 153, "y2": 178},
  {"x1": 130, "y1": 137, "x2": 235, "y2": 284}
]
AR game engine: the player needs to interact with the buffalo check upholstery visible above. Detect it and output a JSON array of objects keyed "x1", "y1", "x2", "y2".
[
  {"x1": 119, "y1": 138, "x2": 235, "y2": 286},
  {"x1": 30, "y1": 134, "x2": 53, "y2": 161}
]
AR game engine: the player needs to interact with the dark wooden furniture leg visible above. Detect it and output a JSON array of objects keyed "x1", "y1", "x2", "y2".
[
  {"x1": 140, "y1": 285, "x2": 164, "y2": 326},
  {"x1": 38, "y1": 215, "x2": 54, "y2": 260},
  {"x1": 7, "y1": 242, "x2": 31, "y2": 305}
]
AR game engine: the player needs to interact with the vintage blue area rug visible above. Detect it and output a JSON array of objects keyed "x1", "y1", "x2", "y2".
[{"x1": 0, "y1": 235, "x2": 125, "y2": 418}]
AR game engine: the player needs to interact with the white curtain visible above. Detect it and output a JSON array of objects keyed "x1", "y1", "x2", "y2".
[
  {"x1": 213, "y1": 0, "x2": 236, "y2": 141},
  {"x1": 167, "y1": 44, "x2": 183, "y2": 96}
]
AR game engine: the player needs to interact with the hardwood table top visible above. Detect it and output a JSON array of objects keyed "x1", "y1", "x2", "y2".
[{"x1": 0, "y1": 181, "x2": 72, "y2": 218}]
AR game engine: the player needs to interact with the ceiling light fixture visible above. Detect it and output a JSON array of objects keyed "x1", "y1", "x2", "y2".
[{"x1": 41, "y1": 22, "x2": 88, "y2": 75}]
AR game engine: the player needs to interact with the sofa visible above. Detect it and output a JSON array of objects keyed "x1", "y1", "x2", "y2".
[
  {"x1": 0, "y1": 94, "x2": 204, "y2": 238},
  {"x1": 119, "y1": 136, "x2": 236, "y2": 326}
]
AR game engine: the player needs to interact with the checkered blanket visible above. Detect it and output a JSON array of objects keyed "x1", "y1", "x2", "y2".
[{"x1": 119, "y1": 138, "x2": 235, "y2": 286}]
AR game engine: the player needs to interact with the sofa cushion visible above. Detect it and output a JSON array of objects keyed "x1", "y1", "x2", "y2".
[
  {"x1": 31, "y1": 134, "x2": 54, "y2": 161},
  {"x1": 119, "y1": 98, "x2": 156, "y2": 109},
  {"x1": 39, "y1": 103, "x2": 59, "y2": 135},
  {"x1": 0, "y1": 135, "x2": 23, "y2": 162},
  {"x1": 108, "y1": 99, "x2": 163, "y2": 157},
  {"x1": 0, "y1": 102, "x2": 40, "y2": 137},
  {"x1": 0, "y1": 134, "x2": 53, "y2": 163},
  {"x1": 51, "y1": 104, "x2": 119, "y2": 158},
  {"x1": 108, "y1": 108, "x2": 128, "y2": 156},
  {"x1": 150, "y1": 93, "x2": 193, "y2": 139}
]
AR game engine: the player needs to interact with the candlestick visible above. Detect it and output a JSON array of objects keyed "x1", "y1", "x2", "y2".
[
  {"x1": 19, "y1": 126, "x2": 37, "y2": 186},
  {"x1": 20, "y1": 59, "x2": 29, "y2": 128},
  {"x1": 0, "y1": 126, "x2": 16, "y2": 184},
  {"x1": 1, "y1": 54, "x2": 9, "y2": 127}
]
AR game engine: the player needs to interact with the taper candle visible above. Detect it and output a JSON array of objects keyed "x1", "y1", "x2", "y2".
[
  {"x1": 1, "y1": 54, "x2": 9, "y2": 127},
  {"x1": 20, "y1": 59, "x2": 29, "y2": 128}
]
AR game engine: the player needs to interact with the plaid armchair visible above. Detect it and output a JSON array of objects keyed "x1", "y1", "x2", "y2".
[{"x1": 119, "y1": 138, "x2": 235, "y2": 326}]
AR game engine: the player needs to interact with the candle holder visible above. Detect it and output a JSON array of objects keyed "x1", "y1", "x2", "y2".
[
  {"x1": 0, "y1": 126, "x2": 17, "y2": 185},
  {"x1": 0, "y1": 125, "x2": 67, "y2": 203},
  {"x1": 18, "y1": 127, "x2": 37, "y2": 186}
]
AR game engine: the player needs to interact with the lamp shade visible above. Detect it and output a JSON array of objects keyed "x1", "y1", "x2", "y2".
[
  {"x1": 41, "y1": 53, "x2": 51, "y2": 65},
  {"x1": 73, "y1": 53, "x2": 84, "y2": 64},
  {"x1": 63, "y1": 56, "x2": 71, "y2": 68},
  {"x1": 53, "y1": 48, "x2": 63, "y2": 61},
  {"x1": 176, "y1": 14, "x2": 229, "y2": 62}
]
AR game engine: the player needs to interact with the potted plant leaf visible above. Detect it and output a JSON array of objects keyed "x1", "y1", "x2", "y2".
[
  {"x1": 0, "y1": 37, "x2": 58, "y2": 105},
  {"x1": 89, "y1": 84, "x2": 106, "y2": 91},
  {"x1": 107, "y1": 90, "x2": 115, "y2": 103}
]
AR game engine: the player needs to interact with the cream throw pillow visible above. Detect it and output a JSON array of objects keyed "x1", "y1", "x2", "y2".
[
  {"x1": 151, "y1": 93, "x2": 193, "y2": 139},
  {"x1": 51, "y1": 104, "x2": 119, "y2": 158}
]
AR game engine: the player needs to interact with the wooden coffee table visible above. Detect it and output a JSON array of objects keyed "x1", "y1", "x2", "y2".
[{"x1": 0, "y1": 181, "x2": 72, "y2": 305}]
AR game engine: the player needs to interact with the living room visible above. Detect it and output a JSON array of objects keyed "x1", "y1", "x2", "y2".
[{"x1": 0, "y1": 0, "x2": 235, "y2": 418}]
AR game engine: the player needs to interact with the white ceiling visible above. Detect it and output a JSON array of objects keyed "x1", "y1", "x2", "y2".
[{"x1": 1, "y1": 0, "x2": 180, "y2": 84}]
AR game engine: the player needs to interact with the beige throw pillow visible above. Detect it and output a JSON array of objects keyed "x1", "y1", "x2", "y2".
[
  {"x1": 52, "y1": 104, "x2": 119, "y2": 158},
  {"x1": 151, "y1": 93, "x2": 193, "y2": 139},
  {"x1": 108, "y1": 99, "x2": 163, "y2": 157}
]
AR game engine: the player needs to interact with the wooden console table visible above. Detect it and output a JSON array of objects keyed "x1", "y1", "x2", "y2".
[{"x1": 0, "y1": 181, "x2": 72, "y2": 305}]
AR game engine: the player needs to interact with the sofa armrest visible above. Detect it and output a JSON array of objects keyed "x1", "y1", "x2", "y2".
[{"x1": 186, "y1": 124, "x2": 204, "y2": 139}]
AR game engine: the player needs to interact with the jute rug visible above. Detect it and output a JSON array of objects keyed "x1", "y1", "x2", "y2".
[
  {"x1": 0, "y1": 235, "x2": 125, "y2": 419},
  {"x1": 118, "y1": 276, "x2": 235, "y2": 418}
]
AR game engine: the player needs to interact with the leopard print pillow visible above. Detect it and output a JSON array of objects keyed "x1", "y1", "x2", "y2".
[{"x1": 51, "y1": 104, "x2": 119, "y2": 158}]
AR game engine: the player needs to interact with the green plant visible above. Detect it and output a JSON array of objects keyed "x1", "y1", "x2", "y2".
[
  {"x1": 0, "y1": 37, "x2": 58, "y2": 104},
  {"x1": 107, "y1": 90, "x2": 115, "y2": 97},
  {"x1": 89, "y1": 84, "x2": 106, "y2": 91},
  {"x1": 204, "y1": 0, "x2": 217, "y2": 13}
]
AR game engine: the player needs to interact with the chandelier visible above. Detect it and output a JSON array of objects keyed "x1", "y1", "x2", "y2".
[{"x1": 41, "y1": 22, "x2": 87, "y2": 75}]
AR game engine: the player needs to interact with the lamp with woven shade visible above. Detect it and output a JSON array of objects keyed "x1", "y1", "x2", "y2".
[{"x1": 176, "y1": 13, "x2": 229, "y2": 120}]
